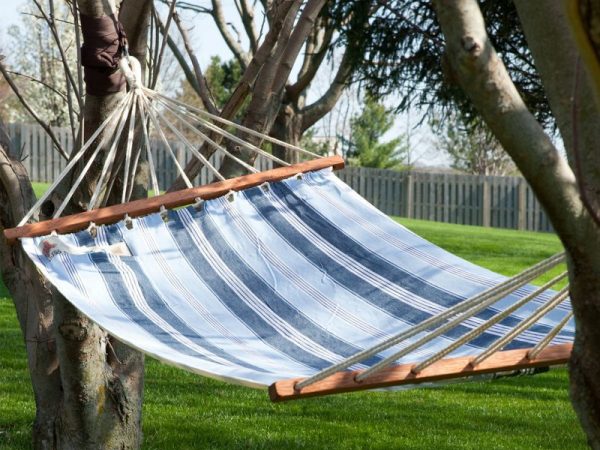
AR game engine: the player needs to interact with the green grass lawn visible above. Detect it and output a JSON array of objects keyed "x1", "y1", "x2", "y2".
[{"x1": 0, "y1": 219, "x2": 585, "y2": 449}]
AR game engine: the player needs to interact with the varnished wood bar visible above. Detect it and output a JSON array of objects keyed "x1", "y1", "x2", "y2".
[
  {"x1": 269, "y1": 343, "x2": 572, "y2": 402},
  {"x1": 5, "y1": 155, "x2": 345, "y2": 244}
]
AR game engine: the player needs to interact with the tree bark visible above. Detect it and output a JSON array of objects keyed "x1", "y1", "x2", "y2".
[
  {"x1": 0, "y1": 137, "x2": 61, "y2": 450},
  {"x1": 271, "y1": 103, "x2": 304, "y2": 164},
  {"x1": 433, "y1": 0, "x2": 600, "y2": 446},
  {"x1": 0, "y1": 1, "x2": 151, "y2": 448}
]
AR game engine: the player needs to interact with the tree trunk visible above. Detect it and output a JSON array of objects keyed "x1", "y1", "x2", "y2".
[
  {"x1": 433, "y1": 0, "x2": 600, "y2": 445},
  {"x1": 0, "y1": 139, "x2": 62, "y2": 450},
  {"x1": 271, "y1": 103, "x2": 303, "y2": 165},
  {"x1": 567, "y1": 248, "x2": 600, "y2": 449},
  {"x1": 0, "y1": 0, "x2": 151, "y2": 447}
]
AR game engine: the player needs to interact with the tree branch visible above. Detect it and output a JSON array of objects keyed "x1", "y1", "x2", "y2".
[
  {"x1": 172, "y1": 11, "x2": 220, "y2": 115},
  {"x1": 167, "y1": 0, "x2": 301, "y2": 191},
  {"x1": 432, "y1": 0, "x2": 583, "y2": 241},
  {"x1": 211, "y1": 0, "x2": 251, "y2": 69},
  {"x1": 0, "y1": 61, "x2": 69, "y2": 159},
  {"x1": 271, "y1": 0, "x2": 328, "y2": 97},
  {"x1": 286, "y1": 15, "x2": 334, "y2": 102},
  {"x1": 156, "y1": 14, "x2": 202, "y2": 96},
  {"x1": 513, "y1": 0, "x2": 600, "y2": 227},
  {"x1": 239, "y1": 0, "x2": 260, "y2": 54},
  {"x1": 151, "y1": 0, "x2": 177, "y2": 89},
  {"x1": 301, "y1": 47, "x2": 354, "y2": 130}
]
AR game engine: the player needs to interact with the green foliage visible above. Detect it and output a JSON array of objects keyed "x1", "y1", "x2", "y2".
[
  {"x1": 0, "y1": 219, "x2": 582, "y2": 449},
  {"x1": 204, "y1": 56, "x2": 243, "y2": 109},
  {"x1": 346, "y1": 96, "x2": 408, "y2": 169},
  {"x1": 330, "y1": 1, "x2": 552, "y2": 128},
  {"x1": 431, "y1": 114, "x2": 517, "y2": 176},
  {"x1": 299, "y1": 128, "x2": 331, "y2": 157}
]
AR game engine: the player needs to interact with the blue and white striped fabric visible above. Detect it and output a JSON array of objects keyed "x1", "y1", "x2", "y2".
[{"x1": 21, "y1": 168, "x2": 574, "y2": 388}]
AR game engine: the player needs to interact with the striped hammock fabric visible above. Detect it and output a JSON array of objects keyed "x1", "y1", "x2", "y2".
[{"x1": 21, "y1": 168, "x2": 574, "y2": 388}]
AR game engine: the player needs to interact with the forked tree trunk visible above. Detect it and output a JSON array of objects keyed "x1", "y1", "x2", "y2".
[
  {"x1": 0, "y1": 0, "x2": 151, "y2": 447},
  {"x1": 433, "y1": 0, "x2": 600, "y2": 446}
]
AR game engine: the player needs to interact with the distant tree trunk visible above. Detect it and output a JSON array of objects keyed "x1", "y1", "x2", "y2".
[
  {"x1": 0, "y1": 0, "x2": 151, "y2": 448},
  {"x1": 271, "y1": 103, "x2": 303, "y2": 164}
]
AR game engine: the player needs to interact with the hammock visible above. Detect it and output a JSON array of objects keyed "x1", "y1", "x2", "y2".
[{"x1": 4, "y1": 56, "x2": 574, "y2": 402}]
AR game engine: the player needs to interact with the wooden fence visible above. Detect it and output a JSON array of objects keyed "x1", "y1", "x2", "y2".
[
  {"x1": 337, "y1": 167, "x2": 553, "y2": 232},
  {"x1": 7, "y1": 123, "x2": 553, "y2": 232}
]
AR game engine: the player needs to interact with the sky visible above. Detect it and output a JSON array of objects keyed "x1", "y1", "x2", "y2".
[{"x1": 0, "y1": 0, "x2": 446, "y2": 167}]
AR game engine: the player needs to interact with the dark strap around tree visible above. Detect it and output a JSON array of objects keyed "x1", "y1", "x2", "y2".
[{"x1": 79, "y1": 13, "x2": 128, "y2": 96}]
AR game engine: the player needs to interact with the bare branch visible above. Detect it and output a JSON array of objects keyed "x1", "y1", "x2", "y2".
[
  {"x1": 301, "y1": 48, "x2": 353, "y2": 130},
  {"x1": 271, "y1": 0, "x2": 327, "y2": 97},
  {"x1": 32, "y1": 0, "x2": 82, "y2": 109},
  {"x1": 287, "y1": 16, "x2": 334, "y2": 101},
  {"x1": 0, "y1": 61, "x2": 69, "y2": 160},
  {"x1": 156, "y1": 15, "x2": 201, "y2": 95},
  {"x1": 151, "y1": 0, "x2": 178, "y2": 89},
  {"x1": 6, "y1": 70, "x2": 71, "y2": 104},
  {"x1": 211, "y1": 0, "x2": 251, "y2": 69},
  {"x1": 240, "y1": 0, "x2": 260, "y2": 53},
  {"x1": 172, "y1": 12, "x2": 220, "y2": 115},
  {"x1": 168, "y1": 0, "x2": 300, "y2": 191}
]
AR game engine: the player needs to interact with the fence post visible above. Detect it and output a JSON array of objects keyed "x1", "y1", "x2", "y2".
[
  {"x1": 405, "y1": 173, "x2": 414, "y2": 218},
  {"x1": 482, "y1": 177, "x2": 491, "y2": 227},
  {"x1": 518, "y1": 178, "x2": 527, "y2": 230}
]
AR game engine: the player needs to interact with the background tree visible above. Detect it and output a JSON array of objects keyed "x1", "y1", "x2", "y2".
[
  {"x1": 431, "y1": 114, "x2": 516, "y2": 176},
  {"x1": 4, "y1": 2, "x2": 77, "y2": 127},
  {"x1": 338, "y1": 0, "x2": 554, "y2": 129},
  {"x1": 163, "y1": 0, "x2": 375, "y2": 186},
  {"x1": 345, "y1": 95, "x2": 408, "y2": 169}
]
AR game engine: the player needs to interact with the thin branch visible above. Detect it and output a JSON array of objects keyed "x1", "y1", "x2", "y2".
[
  {"x1": 287, "y1": 16, "x2": 334, "y2": 101},
  {"x1": 301, "y1": 47, "x2": 354, "y2": 130},
  {"x1": 156, "y1": 15, "x2": 202, "y2": 95},
  {"x1": 151, "y1": 0, "x2": 178, "y2": 89},
  {"x1": 32, "y1": 0, "x2": 82, "y2": 109},
  {"x1": 211, "y1": 0, "x2": 251, "y2": 69},
  {"x1": 240, "y1": 0, "x2": 260, "y2": 54},
  {"x1": 168, "y1": 0, "x2": 301, "y2": 191},
  {"x1": 6, "y1": 70, "x2": 70, "y2": 104},
  {"x1": 0, "y1": 60, "x2": 68, "y2": 160},
  {"x1": 49, "y1": 0, "x2": 77, "y2": 142},
  {"x1": 172, "y1": 12, "x2": 220, "y2": 115}
]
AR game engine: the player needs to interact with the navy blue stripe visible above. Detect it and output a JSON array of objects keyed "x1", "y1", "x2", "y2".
[
  {"x1": 244, "y1": 185, "x2": 543, "y2": 348},
  {"x1": 164, "y1": 208, "x2": 336, "y2": 370},
  {"x1": 72, "y1": 231, "x2": 267, "y2": 373},
  {"x1": 268, "y1": 182, "x2": 575, "y2": 339},
  {"x1": 87, "y1": 252, "x2": 222, "y2": 364},
  {"x1": 199, "y1": 209, "x2": 383, "y2": 365}
]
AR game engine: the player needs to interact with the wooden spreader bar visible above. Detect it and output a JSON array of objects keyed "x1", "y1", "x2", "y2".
[
  {"x1": 269, "y1": 343, "x2": 572, "y2": 402},
  {"x1": 5, "y1": 156, "x2": 345, "y2": 244}
]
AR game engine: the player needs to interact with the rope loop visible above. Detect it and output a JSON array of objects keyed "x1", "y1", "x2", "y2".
[
  {"x1": 119, "y1": 55, "x2": 142, "y2": 90},
  {"x1": 87, "y1": 222, "x2": 98, "y2": 238},
  {"x1": 159, "y1": 205, "x2": 169, "y2": 222},
  {"x1": 124, "y1": 214, "x2": 134, "y2": 230},
  {"x1": 193, "y1": 197, "x2": 204, "y2": 211}
]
